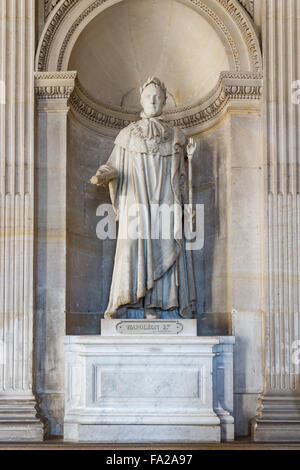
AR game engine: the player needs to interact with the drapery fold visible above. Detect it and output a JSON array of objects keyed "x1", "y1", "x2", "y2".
[{"x1": 104, "y1": 119, "x2": 196, "y2": 318}]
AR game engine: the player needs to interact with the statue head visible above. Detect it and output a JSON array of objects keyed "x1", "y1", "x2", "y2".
[{"x1": 140, "y1": 77, "x2": 167, "y2": 117}]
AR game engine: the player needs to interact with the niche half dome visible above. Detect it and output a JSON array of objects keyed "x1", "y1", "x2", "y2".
[{"x1": 68, "y1": 0, "x2": 230, "y2": 112}]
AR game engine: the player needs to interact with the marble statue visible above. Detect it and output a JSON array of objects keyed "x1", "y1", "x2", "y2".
[{"x1": 91, "y1": 77, "x2": 197, "y2": 319}]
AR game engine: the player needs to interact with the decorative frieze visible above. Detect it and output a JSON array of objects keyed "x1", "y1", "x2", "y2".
[
  {"x1": 35, "y1": 71, "x2": 77, "y2": 101},
  {"x1": 45, "y1": 0, "x2": 61, "y2": 19},
  {"x1": 35, "y1": 0, "x2": 262, "y2": 138},
  {"x1": 44, "y1": 0, "x2": 255, "y2": 22},
  {"x1": 238, "y1": 0, "x2": 254, "y2": 17},
  {"x1": 37, "y1": 0, "x2": 261, "y2": 74},
  {"x1": 69, "y1": 71, "x2": 262, "y2": 136},
  {"x1": 38, "y1": 0, "x2": 79, "y2": 71},
  {"x1": 218, "y1": 0, "x2": 260, "y2": 71}
]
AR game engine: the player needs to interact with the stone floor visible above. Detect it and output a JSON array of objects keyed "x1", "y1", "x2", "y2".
[{"x1": 0, "y1": 437, "x2": 300, "y2": 450}]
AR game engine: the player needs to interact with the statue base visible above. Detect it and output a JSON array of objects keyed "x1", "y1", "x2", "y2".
[
  {"x1": 64, "y1": 322, "x2": 234, "y2": 443},
  {"x1": 100, "y1": 318, "x2": 197, "y2": 336}
]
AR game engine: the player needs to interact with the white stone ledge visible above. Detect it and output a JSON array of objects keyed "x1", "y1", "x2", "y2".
[{"x1": 64, "y1": 335, "x2": 234, "y2": 345}]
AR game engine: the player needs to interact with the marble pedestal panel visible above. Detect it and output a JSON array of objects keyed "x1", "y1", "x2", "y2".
[{"x1": 64, "y1": 323, "x2": 234, "y2": 443}]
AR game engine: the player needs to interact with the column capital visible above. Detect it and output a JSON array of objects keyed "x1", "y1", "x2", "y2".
[{"x1": 35, "y1": 71, "x2": 77, "y2": 108}]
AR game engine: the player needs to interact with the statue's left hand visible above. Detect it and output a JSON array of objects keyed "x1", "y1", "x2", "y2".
[{"x1": 186, "y1": 138, "x2": 197, "y2": 159}]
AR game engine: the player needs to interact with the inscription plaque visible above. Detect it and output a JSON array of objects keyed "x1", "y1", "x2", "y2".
[
  {"x1": 116, "y1": 320, "x2": 184, "y2": 335},
  {"x1": 100, "y1": 319, "x2": 197, "y2": 336}
]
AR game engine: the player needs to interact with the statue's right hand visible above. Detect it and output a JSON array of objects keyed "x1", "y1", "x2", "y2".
[
  {"x1": 90, "y1": 165, "x2": 118, "y2": 186},
  {"x1": 90, "y1": 175, "x2": 101, "y2": 185}
]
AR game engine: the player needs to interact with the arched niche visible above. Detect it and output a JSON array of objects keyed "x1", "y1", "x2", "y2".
[
  {"x1": 34, "y1": 0, "x2": 264, "y2": 436},
  {"x1": 36, "y1": 0, "x2": 262, "y2": 137}
]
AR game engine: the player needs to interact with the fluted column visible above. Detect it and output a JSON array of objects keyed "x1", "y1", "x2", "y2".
[
  {"x1": 0, "y1": 0, "x2": 44, "y2": 440},
  {"x1": 251, "y1": 0, "x2": 300, "y2": 441}
]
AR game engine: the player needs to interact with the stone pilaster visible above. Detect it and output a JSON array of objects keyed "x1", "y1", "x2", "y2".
[
  {"x1": 229, "y1": 111, "x2": 264, "y2": 436},
  {"x1": 35, "y1": 71, "x2": 76, "y2": 436},
  {"x1": 251, "y1": 0, "x2": 300, "y2": 441},
  {"x1": 0, "y1": 0, "x2": 44, "y2": 440}
]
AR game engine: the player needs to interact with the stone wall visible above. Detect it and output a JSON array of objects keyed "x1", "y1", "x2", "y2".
[{"x1": 2, "y1": 0, "x2": 300, "y2": 442}]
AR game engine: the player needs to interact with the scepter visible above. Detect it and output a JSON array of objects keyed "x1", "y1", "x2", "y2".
[{"x1": 186, "y1": 137, "x2": 197, "y2": 233}]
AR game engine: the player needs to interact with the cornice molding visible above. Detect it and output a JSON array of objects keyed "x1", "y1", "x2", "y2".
[
  {"x1": 45, "y1": 0, "x2": 61, "y2": 19},
  {"x1": 238, "y1": 0, "x2": 254, "y2": 18},
  {"x1": 44, "y1": 0, "x2": 255, "y2": 21},
  {"x1": 37, "y1": 1, "x2": 262, "y2": 135},
  {"x1": 35, "y1": 71, "x2": 77, "y2": 101},
  {"x1": 217, "y1": 0, "x2": 260, "y2": 71},
  {"x1": 69, "y1": 71, "x2": 263, "y2": 137},
  {"x1": 38, "y1": 0, "x2": 80, "y2": 71},
  {"x1": 37, "y1": 0, "x2": 261, "y2": 73}
]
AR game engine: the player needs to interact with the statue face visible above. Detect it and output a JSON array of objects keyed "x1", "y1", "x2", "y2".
[{"x1": 140, "y1": 83, "x2": 165, "y2": 117}]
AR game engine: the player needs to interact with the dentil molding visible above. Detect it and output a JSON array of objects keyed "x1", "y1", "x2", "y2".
[
  {"x1": 35, "y1": 71, "x2": 77, "y2": 101},
  {"x1": 238, "y1": 0, "x2": 254, "y2": 17},
  {"x1": 34, "y1": 70, "x2": 262, "y2": 136},
  {"x1": 44, "y1": 0, "x2": 254, "y2": 19},
  {"x1": 45, "y1": 0, "x2": 60, "y2": 19},
  {"x1": 68, "y1": 71, "x2": 262, "y2": 137},
  {"x1": 37, "y1": 0, "x2": 261, "y2": 73},
  {"x1": 36, "y1": 1, "x2": 262, "y2": 136}
]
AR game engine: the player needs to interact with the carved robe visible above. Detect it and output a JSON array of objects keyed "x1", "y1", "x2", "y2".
[{"x1": 104, "y1": 115, "x2": 196, "y2": 318}]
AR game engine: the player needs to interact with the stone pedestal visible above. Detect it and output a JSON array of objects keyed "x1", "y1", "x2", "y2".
[{"x1": 64, "y1": 321, "x2": 234, "y2": 443}]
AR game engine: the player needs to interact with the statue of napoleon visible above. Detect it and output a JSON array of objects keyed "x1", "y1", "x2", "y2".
[{"x1": 91, "y1": 77, "x2": 197, "y2": 319}]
